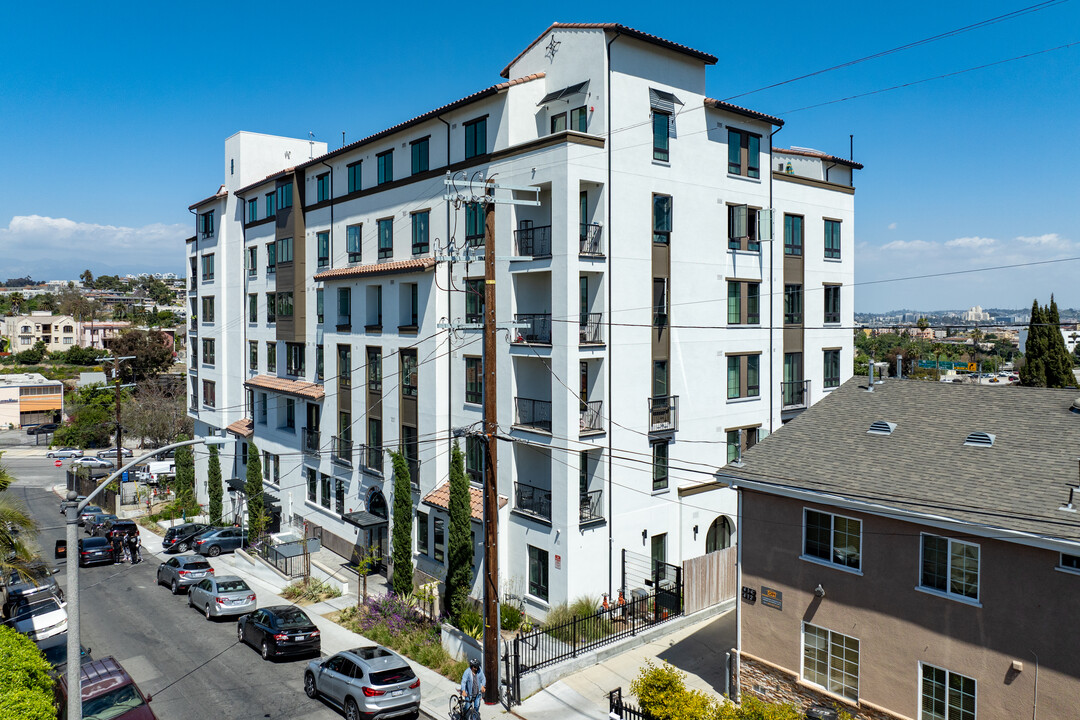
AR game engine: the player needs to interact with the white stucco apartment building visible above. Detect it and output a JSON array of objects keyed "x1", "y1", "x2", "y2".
[{"x1": 187, "y1": 23, "x2": 858, "y2": 615}]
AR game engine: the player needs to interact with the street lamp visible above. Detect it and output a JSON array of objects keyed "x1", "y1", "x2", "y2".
[{"x1": 62, "y1": 435, "x2": 233, "y2": 720}]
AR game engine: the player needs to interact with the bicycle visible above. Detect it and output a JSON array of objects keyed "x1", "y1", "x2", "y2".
[{"x1": 448, "y1": 693, "x2": 480, "y2": 720}]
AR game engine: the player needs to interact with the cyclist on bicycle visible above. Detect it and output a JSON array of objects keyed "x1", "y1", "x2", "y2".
[{"x1": 459, "y1": 657, "x2": 485, "y2": 717}]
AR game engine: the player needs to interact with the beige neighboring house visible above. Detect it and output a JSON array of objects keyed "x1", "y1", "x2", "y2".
[
  {"x1": 3, "y1": 311, "x2": 79, "y2": 352},
  {"x1": 0, "y1": 373, "x2": 64, "y2": 428}
]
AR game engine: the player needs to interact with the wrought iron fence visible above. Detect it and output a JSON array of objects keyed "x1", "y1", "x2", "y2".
[
  {"x1": 781, "y1": 379, "x2": 810, "y2": 409},
  {"x1": 579, "y1": 400, "x2": 603, "y2": 434},
  {"x1": 514, "y1": 397, "x2": 552, "y2": 432},
  {"x1": 257, "y1": 541, "x2": 307, "y2": 578},
  {"x1": 648, "y1": 395, "x2": 679, "y2": 433},
  {"x1": 512, "y1": 314, "x2": 552, "y2": 344},
  {"x1": 579, "y1": 489, "x2": 603, "y2": 523},
  {"x1": 579, "y1": 313, "x2": 603, "y2": 344},
  {"x1": 514, "y1": 482, "x2": 551, "y2": 521},
  {"x1": 513, "y1": 225, "x2": 552, "y2": 258},
  {"x1": 609, "y1": 687, "x2": 655, "y2": 720},
  {"x1": 580, "y1": 223, "x2": 603, "y2": 256}
]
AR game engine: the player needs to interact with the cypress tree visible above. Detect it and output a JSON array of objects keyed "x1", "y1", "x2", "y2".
[
  {"x1": 173, "y1": 434, "x2": 195, "y2": 508},
  {"x1": 389, "y1": 450, "x2": 414, "y2": 596},
  {"x1": 207, "y1": 445, "x2": 223, "y2": 525},
  {"x1": 446, "y1": 441, "x2": 472, "y2": 623},
  {"x1": 246, "y1": 441, "x2": 265, "y2": 538},
  {"x1": 1021, "y1": 300, "x2": 1048, "y2": 387},
  {"x1": 1046, "y1": 295, "x2": 1077, "y2": 388}
]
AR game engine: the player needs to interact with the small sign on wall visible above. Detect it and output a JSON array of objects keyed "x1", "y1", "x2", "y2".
[
  {"x1": 554, "y1": 554, "x2": 561, "y2": 570},
  {"x1": 741, "y1": 586, "x2": 757, "y2": 603},
  {"x1": 760, "y1": 586, "x2": 783, "y2": 610}
]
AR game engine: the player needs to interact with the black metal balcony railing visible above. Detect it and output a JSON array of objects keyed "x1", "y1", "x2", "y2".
[
  {"x1": 189, "y1": 399, "x2": 199, "y2": 412},
  {"x1": 513, "y1": 225, "x2": 552, "y2": 258},
  {"x1": 331, "y1": 436, "x2": 352, "y2": 466},
  {"x1": 515, "y1": 397, "x2": 552, "y2": 433},
  {"x1": 513, "y1": 314, "x2": 552, "y2": 345},
  {"x1": 515, "y1": 482, "x2": 552, "y2": 522},
  {"x1": 648, "y1": 395, "x2": 679, "y2": 433},
  {"x1": 579, "y1": 313, "x2": 603, "y2": 344},
  {"x1": 303, "y1": 429, "x2": 319, "y2": 454},
  {"x1": 362, "y1": 445, "x2": 383, "y2": 472},
  {"x1": 579, "y1": 489, "x2": 603, "y2": 523},
  {"x1": 580, "y1": 400, "x2": 604, "y2": 434},
  {"x1": 580, "y1": 223, "x2": 603, "y2": 256},
  {"x1": 781, "y1": 380, "x2": 810, "y2": 410}
]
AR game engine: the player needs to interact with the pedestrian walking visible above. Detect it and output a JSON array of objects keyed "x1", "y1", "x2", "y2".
[
  {"x1": 127, "y1": 532, "x2": 141, "y2": 564},
  {"x1": 111, "y1": 533, "x2": 124, "y2": 564}
]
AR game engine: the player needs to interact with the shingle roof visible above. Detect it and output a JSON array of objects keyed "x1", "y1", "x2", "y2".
[
  {"x1": 422, "y1": 482, "x2": 507, "y2": 522},
  {"x1": 188, "y1": 185, "x2": 227, "y2": 210},
  {"x1": 724, "y1": 377, "x2": 1080, "y2": 544},
  {"x1": 704, "y1": 98, "x2": 784, "y2": 127},
  {"x1": 244, "y1": 375, "x2": 325, "y2": 400},
  {"x1": 775, "y1": 145, "x2": 864, "y2": 170},
  {"x1": 313, "y1": 257, "x2": 437, "y2": 282},
  {"x1": 225, "y1": 418, "x2": 253, "y2": 438},
  {"x1": 501, "y1": 23, "x2": 718, "y2": 78}
]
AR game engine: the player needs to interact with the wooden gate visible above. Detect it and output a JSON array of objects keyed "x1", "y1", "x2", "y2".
[{"x1": 682, "y1": 545, "x2": 736, "y2": 614}]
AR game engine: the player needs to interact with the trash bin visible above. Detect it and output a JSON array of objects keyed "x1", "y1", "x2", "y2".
[{"x1": 806, "y1": 707, "x2": 838, "y2": 720}]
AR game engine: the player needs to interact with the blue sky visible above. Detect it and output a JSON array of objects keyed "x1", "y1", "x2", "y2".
[{"x1": 2, "y1": 1, "x2": 1077, "y2": 312}]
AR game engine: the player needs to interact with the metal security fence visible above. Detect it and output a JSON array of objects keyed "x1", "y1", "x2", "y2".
[{"x1": 609, "y1": 687, "x2": 656, "y2": 720}]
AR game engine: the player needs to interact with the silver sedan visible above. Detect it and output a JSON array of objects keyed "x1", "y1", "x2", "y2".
[{"x1": 187, "y1": 575, "x2": 256, "y2": 620}]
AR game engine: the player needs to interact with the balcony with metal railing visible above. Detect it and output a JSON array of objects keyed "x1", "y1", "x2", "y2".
[
  {"x1": 514, "y1": 397, "x2": 552, "y2": 433},
  {"x1": 362, "y1": 445, "x2": 383, "y2": 474},
  {"x1": 331, "y1": 436, "x2": 352, "y2": 466},
  {"x1": 781, "y1": 380, "x2": 810, "y2": 411},
  {"x1": 513, "y1": 225, "x2": 552, "y2": 259},
  {"x1": 579, "y1": 489, "x2": 603, "y2": 524},
  {"x1": 512, "y1": 314, "x2": 552, "y2": 345},
  {"x1": 579, "y1": 400, "x2": 604, "y2": 435},
  {"x1": 579, "y1": 313, "x2": 603, "y2": 345},
  {"x1": 303, "y1": 428, "x2": 320, "y2": 455},
  {"x1": 580, "y1": 223, "x2": 603, "y2": 256},
  {"x1": 648, "y1": 395, "x2": 679, "y2": 434},
  {"x1": 514, "y1": 482, "x2": 552, "y2": 523}
]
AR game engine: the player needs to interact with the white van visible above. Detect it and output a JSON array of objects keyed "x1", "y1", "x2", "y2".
[{"x1": 136, "y1": 460, "x2": 175, "y2": 485}]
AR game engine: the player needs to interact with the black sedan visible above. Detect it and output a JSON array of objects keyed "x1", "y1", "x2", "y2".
[
  {"x1": 162, "y1": 523, "x2": 211, "y2": 554},
  {"x1": 237, "y1": 606, "x2": 321, "y2": 661},
  {"x1": 77, "y1": 537, "x2": 114, "y2": 567},
  {"x1": 26, "y1": 423, "x2": 58, "y2": 435}
]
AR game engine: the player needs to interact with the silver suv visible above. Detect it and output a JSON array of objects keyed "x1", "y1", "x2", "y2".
[{"x1": 304, "y1": 646, "x2": 420, "y2": 720}]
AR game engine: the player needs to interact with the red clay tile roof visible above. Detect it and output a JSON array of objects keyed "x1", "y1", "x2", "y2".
[
  {"x1": 501, "y1": 23, "x2": 717, "y2": 78},
  {"x1": 234, "y1": 74, "x2": 545, "y2": 197},
  {"x1": 188, "y1": 185, "x2": 228, "y2": 210},
  {"x1": 422, "y1": 483, "x2": 507, "y2": 522},
  {"x1": 244, "y1": 375, "x2": 325, "y2": 400},
  {"x1": 704, "y1": 98, "x2": 784, "y2": 127},
  {"x1": 226, "y1": 418, "x2": 254, "y2": 438},
  {"x1": 313, "y1": 257, "x2": 437, "y2": 282},
  {"x1": 775, "y1": 146, "x2": 864, "y2": 170}
]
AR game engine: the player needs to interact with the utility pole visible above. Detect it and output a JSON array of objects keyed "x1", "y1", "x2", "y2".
[
  {"x1": 481, "y1": 181, "x2": 499, "y2": 704},
  {"x1": 98, "y1": 355, "x2": 136, "y2": 499}
]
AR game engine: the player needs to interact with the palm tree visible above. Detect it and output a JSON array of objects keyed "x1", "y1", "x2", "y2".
[{"x1": 0, "y1": 453, "x2": 41, "y2": 580}]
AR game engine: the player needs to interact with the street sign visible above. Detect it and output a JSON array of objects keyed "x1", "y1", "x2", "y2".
[{"x1": 54, "y1": 460, "x2": 62, "y2": 468}]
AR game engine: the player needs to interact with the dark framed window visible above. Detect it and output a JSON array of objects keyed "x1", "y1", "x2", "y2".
[
  {"x1": 276, "y1": 236, "x2": 293, "y2": 263},
  {"x1": 652, "y1": 442, "x2": 669, "y2": 491},
  {"x1": 824, "y1": 349, "x2": 841, "y2": 389},
  {"x1": 824, "y1": 285, "x2": 841, "y2": 324},
  {"x1": 825, "y1": 219, "x2": 842, "y2": 259},
  {"x1": 465, "y1": 203, "x2": 484, "y2": 247},
  {"x1": 784, "y1": 284, "x2": 803, "y2": 324},
  {"x1": 307, "y1": 468, "x2": 317, "y2": 503},
  {"x1": 266, "y1": 242, "x2": 276, "y2": 274},
  {"x1": 652, "y1": 195, "x2": 672, "y2": 244},
  {"x1": 465, "y1": 278, "x2": 484, "y2": 323},
  {"x1": 465, "y1": 357, "x2": 482, "y2": 404},
  {"x1": 265, "y1": 192, "x2": 275, "y2": 218},
  {"x1": 747, "y1": 283, "x2": 760, "y2": 324},
  {"x1": 202, "y1": 338, "x2": 215, "y2": 366},
  {"x1": 320, "y1": 473, "x2": 331, "y2": 509},
  {"x1": 276, "y1": 182, "x2": 293, "y2": 209},
  {"x1": 652, "y1": 111, "x2": 670, "y2": 161},
  {"x1": 276, "y1": 291, "x2": 293, "y2": 318},
  {"x1": 726, "y1": 354, "x2": 760, "y2": 399},
  {"x1": 1061, "y1": 553, "x2": 1080, "y2": 571},
  {"x1": 400, "y1": 349, "x2": 418, "y2": 397},
  {"x1": 411, "y1": 137, "x2": 429, "y2": 174},
  {"x1": 653, "y1": 360, "x2": 668, "y2": 398},
  {"x1": 411, "y1": 211, "x2": 429, "y2": 254},
  {"x1": 727, "y1": 128, "x2": 760, "y2": 178},
  {"x1": 570, "y1": 106, "x2": 587, "y2": 132},
  {"x1": 249, "y1": 341, "x2": 258, "y2": 370},
  {"x1": 346, "y1": 223, "x2": 362, "y2": 263},
  {"x1": 377, "y1": 150, "x2": 393, "y2": 185},
  {"x1": 653, "y1": 278, "x2": 668, "y2": 327},
  {"x1": 378, "y1": 218, "x2": 393, "y2": 259},
  {"x1": 286, "y1": 343, "x2": 305, "y2": 376},
  {"x1": 247, "y1": 198, "x2": 258, "y2": 223},
  {"x1": 367, "y1": 418, "x2": 381, "y2": 466},
  {"x1": 367, "y1": 348, "x2": 382, "y2": 391},
  {"x1": 201, "y1": 296, "x2": 215, "y2": 323},
  {"x1": 727, "y1": 283, "x2": 741, "y2": 325},
  {"x1": 550, "y1": 112, "x2": 567, "y2": 133},
  {"x1": 198, "y1": 210, "x2": 215, "y2": 238},
  {"x1": 266, "y1": 342, "x2": 276, "y2": 372},
  {"x1": 803, "y1": 509, "x2": 861, "y2": 570},
  {"x1": 315, "y1": 344, "x2": 324, "y2": 381},
  {"x1": 728, "y1": 205, "x2": 760, "y2": 252},
  {"x1": 248, "y1": 293, "x2": 257, "y2": 322},
  {"x1": 464, "y1": 117, "x2": 487, "y2": 159},
  {"x1": 202, "y1": 380, "x2": 216, "y2": 408},
  {"x1": 433, "y1": 518, "x2": 445, "y2": 563},
  {"x1": 347, "y1": 161, "x2": 362, "y2": 193},
  {"x1": 726, "y1": 428, "x2": 759, "y2": 465},
  {"x1": 466, "y1": 436, "x2": 484, "y2": 485},
  {"x1": 337, "y1": 288, "x2": 351, "y2": 326},
  {"x1": 784, "y1": 214, "x2": 804, "y2": 256},
  {"x1": 337, "y1": 344, "x2": 351, "y2": 385},
  {"x1": 316, "y1": 288, "x2": 324, "y2": 324},
  {"x1": 317, "y1": 231, "x2": 330, "y2": 268},
  {"x1": 285, "y1": 398, "x2": 295, "y2": 430},
  {"x1": 201, "y1": 254, "x2": 214, "y2": 281},
  {"x1": 266, "y1": 292, "x2": 276, "y2": 323},
  {"x1": 316, "y1": 173, "x2": 330, "y2": 203},
  {"x1": 921, "y1": 534, "x2": 979, "y2": 601},
  {"x1": 335, "y1": 477, "x2": 345, "y2": 514},
  {"x1": 528, "y1": 545, "x2": 548, "y2": 601},
  {"x1": 417, "y1": 512, "x2": 429, "y2": 555},
  {"x1": 247, "y1": 247, "x2": 257, "y2": 277}
]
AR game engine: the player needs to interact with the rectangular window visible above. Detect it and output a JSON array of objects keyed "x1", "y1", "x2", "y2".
[
  {"x1": 266, "y1": 342, "x2": 276, "y2": 372},
  {"x1": 1061, "y1": 553, "x2": 1080, "y2": 571},
  {"x1": 346, "y1": 223, "x2": 362, "y2": 263},
  {"x1": 921, "y1": 534, "x2": 980, "y2": 601},
  {"x1": 727, "y1": 282, "x2": 741, "y2": 325},
  {"x1": 347, "y1": 161, "x2": 361, "y2": 193},
  {"x1": 285, "y1": 398, "x2": 296, "y2": 430},
  {"x1": 334, "y1": 477, "x2": 344, "y2": 513},
  {"x1": 727, "y1": 128, "x2": 760, "y2": 178},
  {"x1": 804, "y1": 509, "x2": 861, "y2": 570},
  {"x1": 248, "y1": 293, "x2": 257, "y2": 322},
  {"x1": 249, "y1": 341, "x2": 258, "y2": 370},
  {"x1": 317, "y1": 231, "x2": 330, "y2": 268},
  {"x1": 266, "y1": 292, "x2": 276, "y2": 323},
  {"x1": 276, "y1": 291, "x2": 293, "y2": 318},
  {"x1": 464, "y1": 117, "x2": 486, "y2": 159},
  {"x1": 570, "y1": 106, "x2": 587, "y2": 132},
  {"x1": 528, "y1": 545, "x2": 548, "y2": 601},
  {"x1": 199, "y1": 210, "x2": 215, "y2": 237},
  {"x1": 417, "y1": 512, "x2": 429, "y2": 555},
  {"x1": 726, "y1": 430, "x2": 740, "y2": 465},
  {"x1": 784, "y1": 284, "x2": 803, "y2": 324},
  {"x1": 652, "y1": 195, "x2": 672, "y2": 244},
  {"x1": 550, "y1": 112, "x2": 567, "y2": 133},
  {"x1": 337, "y1": 288, "x2": 350, "y2": 326},
  {"x1": 265, "y1": 192, "x2": 275, "y2": 218},
  {"x1": 401, "y1": 349, "x2": 418, "y2": 397},
  {"x1": 921, "y1": 664, "x2": 976, "y2": 720},
  {"x1": 286, "y1": 343, "x2": 305, "y2": 376},
  {"x1": 316, "y1": 288, "x2": 324, "y2": 324},
  {"x1": 247, "y1": 247, "x2": 257, "y2": 277},
  {"x1": 411, "y1": 211, "x2": 429, "y2": 254},
  {"x1": 202, "y1": 380, "x2": 216, "y2": 408},
  {"x1": 248, "y1": 199, "x2": 258, "y2": 223},
  {"x1": 465, "y1": 357, "x2": 482, "y2": 404},
  {"x1": 337, "y1": 345, "x2": 351, "y2": 386},
  {"x1": 824, "y1": 349, "x2": 841, "y2": 389},
  {"x1": 202, "y1": 338, "x2": 215, "y2": 366},
  {"x1": 367, "y1": 418, "x2": 381, "y2": 466},
  {"x1": 315, "y1": 344, "x2": 324, "y2": 381},
  {"x1": 652, "y1": 111, "x2": 670, "y2": 161},
  {"x1": 316, "y1": 173, "x2": 330, "y2": 203},
  {"x1": 465, "y1": 203, "x2": 484, "y2": 247},
  {"x1": 411, "y1": 137, "x2": 429, "y2": 174},
  {"x1": 652, "y1": 442, "x2": 669, "y2": 491},
  {"x1": 465, "y1": 278, "x2": 484, "y2": 323},
  {"x1": 306, "y1": 468, "x2": 317, "y2": 502},
  {"x1": 408, "y1": 284, "x2": 419, "y2": 327},
  {"x1": 802, "y1": 623, "x2": 859, "y2": 701},
  {"x1": 276, "y1": 236, "x2": 293, "y2": 263},
  {"x1": 378, "y1": 218, "x2": 393, "y2": 259},
  {"x1": 258, "y1": 393, "x2": 267, "y2": 424},
  {"x1": 201, "y1": 254, "x2": 214, "y2": 281},
  {"x1": 433, "y1": 518, "x2": 445, "y2": 563},
  {"x1": 276, "y1": 182, "x2": 293, "y2": 209},
  {"x1": 824, "y1": 219, "x2": 842, "y2": 259},
  {"x1": 653, "y1": 278, "x2": 668, "y2": 327},
  {"x1": 824, "y1": 285, "x2": 841, "y2": 324},
  {"x1": 266, "y1": 242, "x2": 276, "y2": 274},
  {"x1": 727, "y1": 205, "x2": 760, "y2": 252},
  {"x1": 746, "y1": 283, "x2": 760, "y2": 324},
  {"x1": 653, "y1": 360, "x2": 668, "y2": 398},
  {"x1": 784, "y1": 214, "x2": 804, "y2": 256},
  {"x1": 726, "y1": 355, "x2": 761, "y2": 400},
  {"x1": 320, "y1": 473, "x2": 331, "y2": 509},
  {"x1": 367, "y1": 348, "x2": 382, "y2": 391},
  {"x1": 201, "y1": 296, "x2": 215, "y2": 323},
  {"x1": 466, "y1": 436, "x2": 484, "y2": 485},
  {"x1": 377, "y1": 150, "x2": 393, "y2": 185}
]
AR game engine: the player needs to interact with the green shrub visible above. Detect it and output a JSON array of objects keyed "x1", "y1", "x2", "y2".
[
  {"x1": 0, "y1": 626, "x2": 55, "y2": 720},
  {"x1": 543, "y1": 596, "x2": 613, "y2": 644},
  {"x1": 281, "y1": 578, "x2": 342, "y2": 603},
  {"x1": 457, "y1": 606, "x2": 483, "y2": 639},
  {"x1": 500, "y1": 602, "x2": 522, "y2": 631}
]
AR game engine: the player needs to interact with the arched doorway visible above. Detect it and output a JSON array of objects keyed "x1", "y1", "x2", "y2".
[
  {"x1": 705, "y1": 516, "x2": 733, "y2": 553},
  {"x1": 366, "y1": 488, "x2": 389, "y2": 571},
  {"x1": 368, "y1": 489, "x2": 388, "y2": 519}
]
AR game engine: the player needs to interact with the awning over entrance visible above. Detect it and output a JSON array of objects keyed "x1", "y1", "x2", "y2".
[
  {"x1": 343, "y1": 511, "x2": 389, "y2": 529},
  {"x1": 538, "y1": 80, "x2": 589, "y2": 106}
]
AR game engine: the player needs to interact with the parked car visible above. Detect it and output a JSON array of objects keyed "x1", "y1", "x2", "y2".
[
  {"x1": 86, "y1": 513, "x2": 118, "y2": 536},
  {"x1": 26, "y1": 423, "x2": 58, "y2": 435},
  {"x1": 6, "y1": 596, "x2": 68, "y2": 642},
  {"x1": 1, "y1": 563, "x2": 63, "y2": 618},
  {"x1": 304, "y1": 645, "x2": 421, "y2": 719},
  {"x1": 46, "y1": 448, "x2": 83, "y2": 459},
  {"x1": 135, "y1": 460, "x2": 174, "y2": 485},
  {"x1": 78, "y1": 505, "x2": 104, "y2": 527},
  {"x1": 55, "y1": 656, "x2": 158, "y2": 720},
  {"x1": 187, "y1": 575, "x2": 256, "y2": 620},
  {"x1": 72, "y1": 456, "x2": 113, "y2": 469},
  {"x1": 237, "y1": 606, "x2": 320, "y2": 661},
  {"x1": 193, "y1": 527, "x2": 246, "y2": 557},
  {"x1": 162, "y1": 523, "x2": 211, "y2": 554},
  {"x1": 97, "y1": 448, "x2": 134, "y2": 459},
  {"x1": 156, "y1": 555, "x2": 214, "y2": 595},
  {"x1": 78, "y1": 537, "x2": 115, "y2": 567},
  {"x1": 97, "y1": 519, "x2": 139, "y2": 541},
  {"x1": 37, "y1": 633, "x2": 92, "y2": 676}
]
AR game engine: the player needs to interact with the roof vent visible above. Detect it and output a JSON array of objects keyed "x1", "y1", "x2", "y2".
[
  {"x1": 1071, "y1": 397, "x2": 1080, "y2": 414},
  {"x1": 867, "y1": 421, "x2": 896, "y2": 436},
  {"x1": 964, "y1": 431, "x2": 996, "y2": 448}
]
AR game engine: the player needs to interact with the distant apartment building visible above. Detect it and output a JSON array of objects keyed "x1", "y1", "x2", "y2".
[
  {"x1": 186, "y1": 23, "x2": 858, "y2": 613},
  {"x1": 0, "y1": 373, "x2": 63, "y2": 428},
  {"x1": 961, "y1": 305, "x2": 991, "y2": 322},
  {"x1": 3, "y1": 312, "x2": 79, "y2": 351}
]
